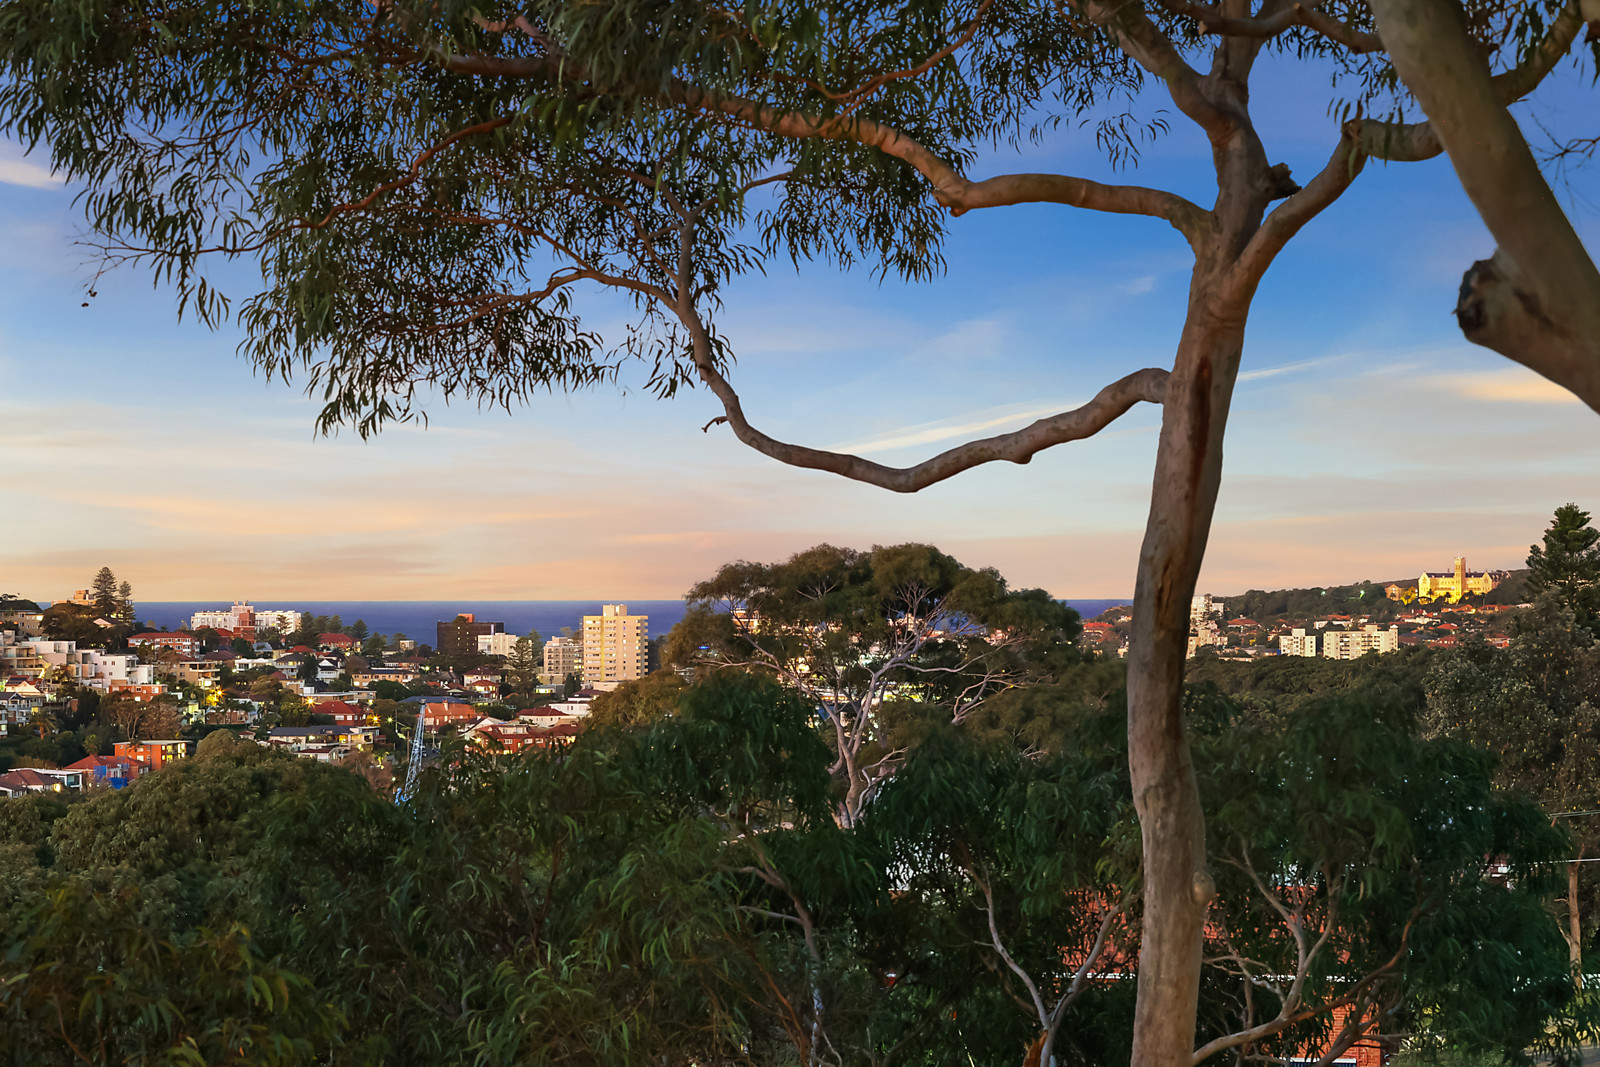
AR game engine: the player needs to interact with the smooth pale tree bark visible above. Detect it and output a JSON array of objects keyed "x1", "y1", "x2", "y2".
[{"x1": 1365, "y1": 0, "x2": 1600, "y2": 413}]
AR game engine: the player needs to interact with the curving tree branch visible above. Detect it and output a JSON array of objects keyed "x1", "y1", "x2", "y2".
[
  {"x1": 691, "y1": 347, "x2": 1170, "y2": 493},
  {"x1": 1151, "y1": 0, "x2": 1383, "y2": 53}
]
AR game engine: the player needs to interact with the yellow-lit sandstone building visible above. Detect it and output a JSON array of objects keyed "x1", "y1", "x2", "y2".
[{"x1": 1413, "y1": 557, "x2": 1507, "y2": 603}]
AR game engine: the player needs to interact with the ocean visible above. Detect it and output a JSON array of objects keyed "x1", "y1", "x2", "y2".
[{"x1": 137, "y1": 598, "x2": 1132, "y2": 639}]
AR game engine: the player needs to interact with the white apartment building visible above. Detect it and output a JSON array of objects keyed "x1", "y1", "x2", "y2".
[
  {"x1": 1279, "y1": 628, "x2": 1320, "y2": 657},
  {"x1": 582, "y1": 605, "x2": 649, "y2": 686},
  {"x1": 2, "y1": 635, "x2": 157, "y2": 689},
  {"x1": 1321, "y1": 624, "x2": 1400, "y2": 660},
  {"x1": 543, "y1": 635, "x2": 582, "y2": 682},
  {"x1": 478, "y1": 632, "x2": 522, "y2": 657},
  {"x1": 1187, "y1": 594, "x2": 1223, "y2": 658},
  {"x1": 190, "y1": 602, "x2": 304, "y2": 634}
]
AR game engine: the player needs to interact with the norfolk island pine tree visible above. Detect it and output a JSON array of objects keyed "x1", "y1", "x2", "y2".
[{"x1": 2, "y1": 1, "x2": 1595, "y2": 1062}]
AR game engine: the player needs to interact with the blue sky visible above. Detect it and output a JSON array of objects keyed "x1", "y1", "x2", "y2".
[{"x1": 2, "y1": 47, "x2": 1597, "y2": 602}]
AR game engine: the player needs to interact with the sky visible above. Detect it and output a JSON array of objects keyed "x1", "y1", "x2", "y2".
[{"x1": 2, "y1": 46, "x2": 1598, "y2": 604}]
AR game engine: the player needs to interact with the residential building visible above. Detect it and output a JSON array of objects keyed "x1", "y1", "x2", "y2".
[
  {"x1": 420, "y1": 701, "x2": 480, "y2": 730},
  {"x1": 3, "y1": 637, "x2": 156, "y2": 690},
  {"x1": 542, "y1": 635, "x2": 581, "y2": 682},
  {"x1": 477, "y1": 631, "x2": 521, "y2": 657},
  {"x1": 436, "y1": 613, "x2": 504, "y2": 659},
  {"x1": 464, "y1": 717, "x2": 546, "y2": 753},
  {"x1": 582, "y1": 605, "x2": 649, "y2": 686},
  {"x1": 191, "y1": 603, "x2": 302, "y2": 634},
  {"x1": 67, "y1": 754, "x2": 145, "y2": 789},
  {"x1": 540, "y1": 699, "x2": 594, "y2": 719},
  {"x1": 1279, "y1": 628, "x2": 1320, "y2": 657},
  {"x1": 1418, "y1": 557, "x2": 1509, "y2": 603},
  {"x1": 0, "y1": 680, "x2": 48, "y2": 732},
  {"x1": 113, "y1": 739, "x2": 190, "y2": 770},
  {"x1": 311, "y1": 699, "x2": 368, "y2": 726},
  {"x1": 192, "y1": 601, "x2": 258, "y2": 636},
  {"x1": 518, "y1": 707, "x2": 584, "y2": 728},
  {"x1": 0, "y1": 608, "x2": 45, "y2": 636},
  {"x1": 130, "y1": 632, "x2": 200, "y2": 657},
  {"x1": 167, "y1": 659, "x2": 224, "y2": 689},
  {"x1": 254, "y1": 609, "x2": 304, "y2": 633},
  {"x1": 1187, "y1": 594, "x2": 1222, "y2": 658},
  {"x1": 107, "y1": 682, "x2": 168, "y2": 702},
  {"x1": 0, "y1": 767, "x2": 85, "y2": 796},
  {"x1": 349, "y1": 666, "x2": 422, "y2": 688},
  {"x1": 1322, "y1": 625, "x2": 1401, "y2": 660}
]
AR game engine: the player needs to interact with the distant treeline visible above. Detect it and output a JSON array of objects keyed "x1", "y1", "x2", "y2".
[{"x1": 1220, "y1": 569, "x2": 1530, "y2": 620}]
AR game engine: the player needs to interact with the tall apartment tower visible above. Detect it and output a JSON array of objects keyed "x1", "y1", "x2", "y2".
[
  {"x1": 542, "y1": 635, "x2": 582, "y2": 683},
  {"x1": 582, "y1": 604, "x2": 649, "y2": 686},
  {"x1": 436, "y1": 613, "x2": 503, "y2": 660}
]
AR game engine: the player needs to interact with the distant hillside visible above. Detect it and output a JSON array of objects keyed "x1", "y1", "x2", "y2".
[{"x1": 1219, "y1": 568, "x2": 1530, "y2": 621}]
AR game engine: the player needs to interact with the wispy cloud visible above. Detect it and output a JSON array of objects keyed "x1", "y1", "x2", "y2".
[
  {"x1": 1238, "y1": 354, "x2": 1345, "y2": 382},
  {"x1": 1437, "y1": 368, "x2": 1580, "y2": 405},
  {"x1": 828, "y1": 399, "x2": 1086, "y2": 455},
  {"x1": 0, "y1": 154, "x2": 60, "y2": 189}
]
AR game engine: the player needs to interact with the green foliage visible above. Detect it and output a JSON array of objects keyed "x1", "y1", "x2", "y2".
[
  {"x1": 0, "y1": 882, "x2": 343, "y2": 1066},
  {"x1": 670, "y1": 542, "x2": 1083, "y2": 820},
  {"x1": 1424, "y1": 600, "x2": 1600, "y2": 831},
  {"x1": 1197, "y1": 694, "x2": 1583, "y2": 1064},
  {"x1": 91, "y1": 565, "x2": 119, "y2": 617},
  {"x1": 1, "y1": 670, "x2": 1589, "y2": 1063},
  {"x1": 1223, "y1": 580, "x2": 1401, "y2": 621},
  {"x1": 503, "y1": 631, "x2": 544, "y2": 693},
  {"x1": 1186, "y1": 644, "x2": 1437, "y2": 724},
  {"x1": 1527, "y1": 503, "x2": 1600, "y2": 627},
  {"x1": 584, "y1": 669, "x2": 687, "y2": 730}
]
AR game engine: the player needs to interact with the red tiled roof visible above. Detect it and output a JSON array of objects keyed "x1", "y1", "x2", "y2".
[{"x1": 0, "y1": 768, "x2": 52, "y2": 788}]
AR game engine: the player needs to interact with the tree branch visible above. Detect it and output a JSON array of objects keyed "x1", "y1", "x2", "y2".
[
  {"x1": 432, "y1": 22, "x2": 1209, "y2": 241},
  {"x1": 1153, "y1": 0, "x2": 1382, "y2": 52},
  {"x1": 1074, "y1": 0, "x2": 1235, "y2": 138},
  {"x1": 1363, "y1": 0, "x2": 1600, "y2": 414},
  {"x1": 1355, "y1": 0, "x2": 1586, "y2": 164},
  {"x1": 1225, "y1": 125, "x2": 1367, "y2": 299},
  {"x1": 691, "y1": 351, "x2": 1168, "y2": 493}
]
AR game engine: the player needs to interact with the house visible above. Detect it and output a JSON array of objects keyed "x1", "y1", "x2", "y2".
[
  {"x1": 113, "y1": 738, "x2": 190, "y2": 770},
  {"x1": 67, "y1": 753, "x2": 145, "y2": 788},
  {"x1": 420, "y1": 701, "x2": 480, "y2": 730},
  {"x1": 517, "y1": 708, "x2": 583, "y2": 730},
  {"x1": 266, "y1": 723, "x2": 377, "y2": 758},
  {"x1": 349, "y1": 666, "x2": 421, "y2": 688},
  {"x1": 0, "y1": 766, "x2": 86, "y2": 795},
  {"x1": 318, "y1": 632, "x2": 356, "y2": 650},
  {"x1": 464, "y1": 718, "x2": 544, "y2": 753},
  {"x1": 311, "y1": 699, "x2": 367, "y2": 727},
  {"x1": 106, "y1": 682, "x2": 167, "y2": 702}
]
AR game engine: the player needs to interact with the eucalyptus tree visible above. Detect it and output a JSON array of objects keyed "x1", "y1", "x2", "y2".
[
  {"x1": 1363, "y1": 0, "x2": 1600, "y2": 397},
  {"x1": 1, "y1": 0, "x2": 1593, "y2": 1062},
  {"x1": 668, "y1": 542, "x2": 1083, "y2": 825}
]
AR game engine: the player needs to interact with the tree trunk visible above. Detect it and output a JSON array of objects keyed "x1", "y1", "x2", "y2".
[
  {"x1": 1570, "y1": 858, "x2": 1585, "y2": 989},
  {"x1": 1364, "y1": 0, "x2": 1600, "y2": 414},
  {"x1": 1126, "y1": 303, "x2": 1244, "y2": 1067}
]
